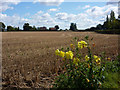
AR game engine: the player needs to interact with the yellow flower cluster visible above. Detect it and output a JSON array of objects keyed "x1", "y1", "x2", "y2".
[
  {"x1": 55, "y1": 49, "x2": 60, "y2": 56},
  {"x1": 94, "y1": 55, "x2": 101, "y2": 65},
  {"x1": 65, "y1": 51, "x2": 74, "y2": 59},
  {"x1": 78, "y1": 40, "x2": 88, "y2": 49},
  {"x1": 85, "y1": 55, "x2": 90, "y2": 61},
  {"x1": 73, "y1": 58, "x2": 80, "y2": 66},
  {"x1": 55, "y1": 49, "x2": 73, "y2": 59},
  {"x1": 60, "y1": 51, "x2": 65, "y2": 57}
]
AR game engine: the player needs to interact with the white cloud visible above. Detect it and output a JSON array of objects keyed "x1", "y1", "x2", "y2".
[
  {"x1": 55, "y1": 12, "x2": 100, "y2": 29},
  {"x1": 0, "y1": 0, "x2": 21, "y2": 4},
  {"x1": 0, "y1": 13, "x2": 28, "y2": 28},
  {"x1": 85, "y1": 5, "x2": 118, "y2": 18},
  {"x1": 37, "y1": 10, "x2": 43, "y2": 14},
  {"x1": 55, "y1": 13, "x2": 68, "y2": 20},
  {"x1": 0, "y1": 0, "x2": 21, "y2": 12},
  {"x1": 55, "y1": 4, "x2": 118, "y2": 29},
  {"x1": 28, "y1": 12, "x2": 56, "y2": 27},
  {"x1": 33, "y1": 0, "x2": 64, "y2": 6},
  {"x1": 83, "y1": 5, "x2": 90, "y2": 9},
  {"x1": 48, "y1": 8, "x2": 59, "y2": 12}
]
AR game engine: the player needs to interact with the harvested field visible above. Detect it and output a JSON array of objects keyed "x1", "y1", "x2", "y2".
[{"x1": 1, "y1": 31, "x2": 119, "y2": 88}]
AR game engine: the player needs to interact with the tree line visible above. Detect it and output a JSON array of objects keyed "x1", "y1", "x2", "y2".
[
  {"x1": 0, "y1": 10, "x2": 119, "y2": 33},
  {"x1": 0, "y1": 23, "x2": 60, "y2": 31},
  {"x1": 85, "y1": 10, "x2": 120, "y2": 34},
  {"x1": 0, "y1": 22, "x2": 78, "y2": 32}
]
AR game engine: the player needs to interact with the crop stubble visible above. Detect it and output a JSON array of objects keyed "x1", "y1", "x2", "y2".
[{"x1": 1, "y1": 32, "x2": 119, "y2": 88}]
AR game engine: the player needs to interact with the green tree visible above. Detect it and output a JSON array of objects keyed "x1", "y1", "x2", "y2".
[
  {"x1": 94, "y1": 10, "x2": 120, "y2": 33},
  {"x1": 0, "y1": 22, "x2": 6, "y2": 32},
  {"x1": 18, "y1": 27, "x2": 20, "y2": 31},
  {"x1": 7, "y1": 26, "x2": 14, "y2": 31},
  {"x1": 32, "y1": 25, "x2": 37, "y2": 31},
  {"x1": 23, "y1": 23, "x2": 31, "y2": 31},
  {"x1": 96, "y1": 24, "x2": 103, "y2": 30},
  {"x1": 118, "y1": 15, "x2": 120, "y2": 19},
  {"x1": 110, "y1": 10, "x2": 116, "y2": 29},
  {"x1": 70, "y1": 23, "x2": 77, "y2": 31},
  {"x1": 110, "y1": 10, "x2": 115, "y2": 22},
  {"x1": 7, "y1": 26, "x2": 20, "y2": 31},
  {"x1": 74, "y1": 23, "x2": 77, "y2": 30},
  {"x1": 55, "y1": 25, "x2": 59, "y2": 30},
  {"x1": 103, "y1": 15, "x2": 111, "y2": 29}
]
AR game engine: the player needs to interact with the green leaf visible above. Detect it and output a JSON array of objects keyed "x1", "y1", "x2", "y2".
[{"x1": 85, "y1": 35, "x2": 89, "y2": 40}]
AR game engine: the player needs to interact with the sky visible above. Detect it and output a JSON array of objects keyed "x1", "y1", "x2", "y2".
[{"x1": 0, "y1": 0, "x2": 120, "y2": 30}]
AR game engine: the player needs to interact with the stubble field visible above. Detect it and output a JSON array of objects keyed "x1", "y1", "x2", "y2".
[{"x1": 2, "y1": 31, "x2": 119, "y2": 88}]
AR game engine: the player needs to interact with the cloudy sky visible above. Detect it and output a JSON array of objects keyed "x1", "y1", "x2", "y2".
[{"x1": 0, "y1": 0, "x2": 119, "y2": 29}]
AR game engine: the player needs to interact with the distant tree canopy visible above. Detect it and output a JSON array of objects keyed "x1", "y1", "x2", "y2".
[
  {"x1": 102, "y1": 10, "x2": 120, "y2": 30},
  {"x1": 70, "y1": 23, "x2": 77, "y2": 31},
  {"x1": 86, "y1": 10, "x2": 120, "y2": 32},
  {"x1": 0, "y1": 22, "x2": 6, "y2": 31},
  {"x1": 23, "y1": 23, "x2": 33, "y2": 31},
  {"x1": 7, "y1": 26, "x2": 19, "y2": 31},
  {"x1": 55, "y1": 25, "x2": 59, "y2": 30}
]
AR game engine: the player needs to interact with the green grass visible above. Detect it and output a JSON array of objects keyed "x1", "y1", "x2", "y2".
[
  {"x1": 102, "y1": 72, "x2": 120, "y2": 88},
  {"x1": 102, "y1": 58, "x2": 120, "y2": 88}
]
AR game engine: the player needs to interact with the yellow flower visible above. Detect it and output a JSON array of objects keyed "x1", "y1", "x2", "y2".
[
  {"x1": 94, "y1": 55, "x2": 101, "y2": 65},
  {"x1": 86, "y1": 78, "x2": 90, "y2": 82},
  {"x1": 65, "y1": 51, "x2": 73, "y2": 59},
  {"x1": 94, "y1": 55, "x2": 98, "y2": 60},
  {"x1": 65, "y1": 52, "x2": 69, "y2": 59},
  {"x1": 78, "y1": 40, "x2": 88, "y2": 49},
  {"x1": 96, "y1": 58, "x2": 101, "y2": 63},
  {"x1": 55, "y1": 49, "x2": 60, "y2": 56},
  {"x1": 97, "y1": 62, "x2": 101, "y2": 65},
  {"x1": 73, "y1": 58, "x2": 80, "y2": 66},
  {"x1": 68, "y1": 51, "x2": 73, "y2": 59},
  {"x1": 107, "y1": 58, "x2": 111, "y2": 61},
  {"x1": 70, "y1": 44, "x2": 74, "y2": 49},
  {"x1": 85, "y1": 55, "x2": 90, "y2": 61},
  {"x1": 59, "y1": 51, "x2": 65, "y2": 57}
]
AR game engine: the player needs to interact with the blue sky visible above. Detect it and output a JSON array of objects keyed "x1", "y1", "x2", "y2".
[
  {"x1": 3, "y1": 2, "x2": 106, "y2": 16},
  {"x1": 0, "y1": 0, "x2": 119, "y2": 29}
]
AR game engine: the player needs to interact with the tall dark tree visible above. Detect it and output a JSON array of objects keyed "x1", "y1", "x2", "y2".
[
  {"x1": 110, "y1": 11, "x2": 117, "y2": 29},
  {"x1": 23, "y1": 23, "x2": 30, "y2": 31},
  {"x1": 96, "y1": 24, "x2": 103, "y2": 30},
  {"x1": 55, "y1": 25, "x2": 59, "y2": 30},
  {"x1": 0, "y1": 22, "x2": 6, "y2": 32},
  {"x1": 103, "y1": 15, "x2": 111, "y2": 29},
  {"x1": 74, "y1": 23, "x2": 77, "y2": 30},
  {"x1": 32, "y1": 25, "x2": 37, "y2": 31},
  {"x1": 7, "y1": 26, "x2": 14, "y2": 31},
  {"x1": 118, "y1": 15, "x2": 120, "y2": 20},
  {"x1": 110, "y1": 10, "x2": 115, "y2": 22},
  {"x1": 70, "y1": 23, "x2": 77, "y2": 31},
  {"x1": 18, "y1": 27, "x2": 20, "y2": 31}
]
